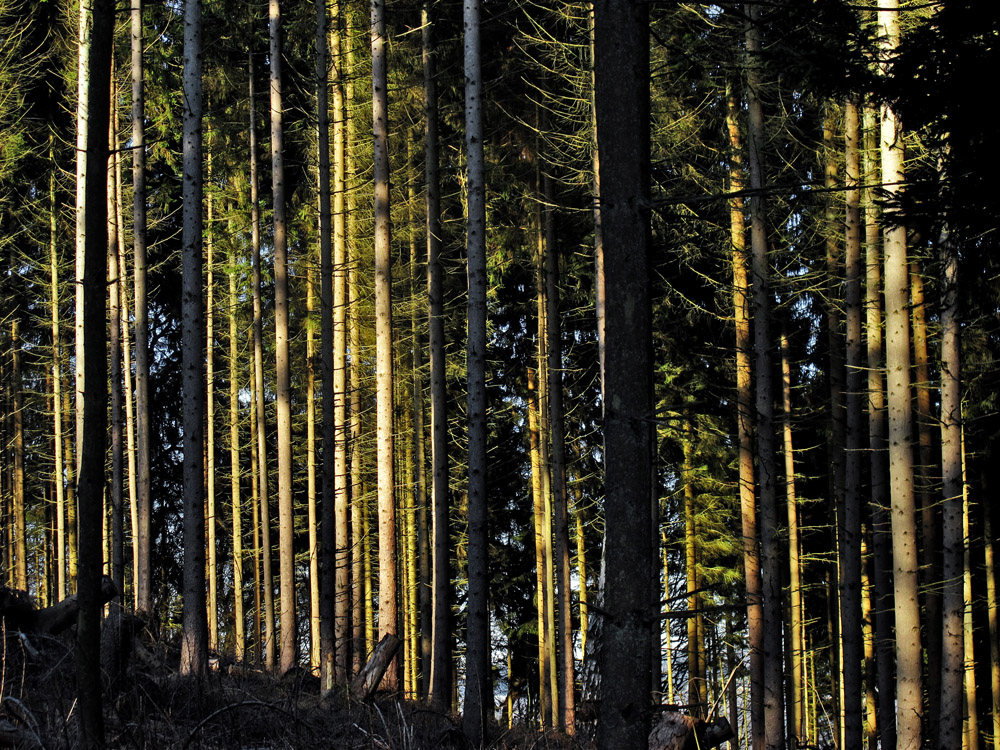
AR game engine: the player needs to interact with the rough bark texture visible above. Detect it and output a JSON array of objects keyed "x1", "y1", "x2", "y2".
[
  {"x1": 879, "y1": 5, "x2": 922, "y2": 748},
  {"x1": 77, "y1": 0, "x2": 114, "y2": 740},
  {"x1": 462, "y1": 0, "x2": 490, "y2": 741},
  {"x1": 593, "y1": 1, "x2": 654, "y2": 748},
  {"x1": 372, "y1": 0, "x2": 398, "y2": 692},
  {"x1": 180, "y1": 0, "x2": 207, "y2": 680}
]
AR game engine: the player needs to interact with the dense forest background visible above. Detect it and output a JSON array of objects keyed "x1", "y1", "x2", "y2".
[{"x1": 1, "y1": 0, "x2": 999, "y2": 748}]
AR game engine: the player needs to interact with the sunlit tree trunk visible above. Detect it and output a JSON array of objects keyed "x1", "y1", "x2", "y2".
[
  {"x1": 863, "y1": 103, "x2": 895, "y2": 750},
  {"x1": 543, "y1": 172, "x2": 575, "y2": 733},
  {"x1": 180, "y1": 0, "x2": 207, "y2": 679},
  {"x1": 229, "y1": 231, "x2": 245, "y2": 662},
  {"x1": 422, "y1": 0, "x2": 451, "y2": 706},
  {"x1": 745, "y1": 6, "x2": 784, "y2": 745},
  {"x1": 780, "y1": 331, "x2": 804, "y2": 745},
  {"x1": 683, "y1": 416, "x2": 704, "y2": 712},
  {"x1": 984, "y1": 499, "x2": 999, "y2": 750},
  {"x1": 206, "y1": 153, "x2": 218, "y2": 652},
  {"x1": 248, "y1": 50, "x2": 274, "y2": 671},
  {"x1": 726, "y1": 79, "x2": 760, "y2": 750},
  {"x1": 938, "y1": 166, "x2": 963, "y2": 749},
  {"x1": 49, "y1": 140, "x2": 66, "y2": 602},
  {"x1": 841, "y1": 98, "x2": 863, "y2": 750},
  {"x1": 11, "y1": 316, "x2": 25, "y2": 591},
  {"x1": 879, "y1": 5, "x2": 922, "y2": 747},
  {"x1": 306, "y1": 264, "x2": 319, "y2": 672},
  {"x1": 462, "y1": 0, "x2": 490, "y2": 738},
  {"x1": 332, "y1": 5, "x2": 350, "y2": 681},
  {"x1": 249, "y1": 344, "x2": 262, "y2": 659},
  {"x1": 107, "y1": 134, "x2": 124, "y2": 596},
  {"x1": 372, "y1": 0, "x2": 398, "y2": 690},
  {"x1": 131, "y1": 0, "x2": 152, "y2": 618},
  {"x1": 529, "y1": 368, "x2": 552, "y2": 726},
  {"x1": 316, "y1": 0, "x2": 335, "y2": 688},
  {"x1": 268, "y1": 0, "x2": 296, "y2": 676}
]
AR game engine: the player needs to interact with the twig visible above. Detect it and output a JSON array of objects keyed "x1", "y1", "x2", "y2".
[{"x1": 707, "y1": 652, "x2": 748, "y2": 723}]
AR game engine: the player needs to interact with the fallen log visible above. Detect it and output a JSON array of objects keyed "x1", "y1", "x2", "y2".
[
  {"x1": 0, "y1": 577, "x2": 118, "y2": 635},
  {"x1": 348, "y1": 634, "x2": 402, "y2": 702}
]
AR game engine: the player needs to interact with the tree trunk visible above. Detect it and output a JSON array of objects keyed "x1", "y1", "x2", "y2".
[
  {"x1": 76, "y1": 0, "x2": 113, "y2": 740},
  {"x1": 332, "y1": 4, "x2": 350, "y2": 681},
  {"x1": 206, "y1": 151, "x2": 218, "y2": 653},
  {"x1": 745, "y1": 7, "x2": 784, "y2": 746},
  {"x1": 841, "y1": 98, "x2": 863, "y2": 750},
  {"x1": 463, "y1": 0, "x2": 490, "y2": 740},
  {"x1": 107, "y1": 135, "x2": 124, "y2": 597},
  {"x1": 372, "y1": 0, "x2": 398, "y2": 691},
  {"x1": 725, "y1": 78, "x2": 760, "y2": 750},
  {"x1": 593, "y1": 1, "x2": 654, "y2": 747},
  {"x1": 529, "y1": 367, "x2": 552, "y2": 726},
  {"x1": 879, "y1": 5, "x2": 923, "y2": 748},
  {"x1": 863, "y1": 102, "x2": 896, "y2": 750},
  {"x1": 422, "y1": 0, "x2": 451, "y2": 707},
  {"x1": 780, "y1": 331, "x2": 804, "y2": 745},
  {"x1": 268, "y1": 0, "x2": 296, "y2": 677},
  {"x1": 938, "y1": 161, "x2": 963, "y2": 749},
  {"x1": 180, "y1": 0, "x2": 207, "y2": 679},
  {"x1": 131, "y1": 0, "x2": 152, "y2": 619},
  {"x1": 248, "y1": 50, "x2": 274, "y2": 671},
  {"x1": 229, "y1": 230, "x2": 245, "y2": 662},
  {"x1": 544, "y1": 172, "x2": 575, "y2": 733},
  {"x1": 49, "y1": 140, "x2": 66, "y2": 602},
  {"x1": 316, "y1": 0, "x2": 335, "y2": 689}
]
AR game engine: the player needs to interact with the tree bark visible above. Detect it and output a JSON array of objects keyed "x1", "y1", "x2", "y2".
[
  {"x1": 879, "y1": 5, "x2": 922, "y2": 747},
  {"x1": 131, "y1": 0, "x2": 152, "y2": 619},
  {"x1": 372, "y1": 0, "x2": 398, "y2": 691},
  {"x1": 841, "y1": 98, "x2": 863, "y2": 750},
  {"x1": 593, "y1": 1, "x2": 654, "y2": 747},
  {"x1": 422, "y1": 0, "x2": 451, "y2": 708},
  {"x1": 76, "y1": 0, "x2": 114, "y2": 740},
  {"x1": 180, "y1": 0, "x2": 207, "y2": 680},
  {"x1": 462, "y1": 0, "x2": 490, "y2": 740}
]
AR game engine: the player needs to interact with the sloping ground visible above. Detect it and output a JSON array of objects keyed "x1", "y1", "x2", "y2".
[{"x1": 1, "y1": 623, "x2": 588, "y2": 750}]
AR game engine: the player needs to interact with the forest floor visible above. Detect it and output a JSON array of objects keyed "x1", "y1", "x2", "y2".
[{"x1": 1, "y1": 621, "x2": 588, "y2": 750}]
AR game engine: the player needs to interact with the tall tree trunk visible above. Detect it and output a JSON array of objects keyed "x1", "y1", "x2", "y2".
[
  {"x1": 879, "y1": 5, "x2": 922, "y2": 748},
  {"x1": 229, "y1": 232, "x2": 245, "y2": 662},
  {"x1": 593, "y1": 1, "x2": 654, "y2": 747},
  {"x1": 938, "y1": 161, "x2": 963, "y2": 749},
  {"x1": 206, "y1": 152, "x2": 218, "y2": 653},
  {"x1": 745, "y1": 7, "x2": 784, "y2": 746},
  {"x1": 249, "y1": 50, "x2": 275, "y2": 671},
  {"x1": 307, "y1": 265, "x2": 319, "y2": 672},
  {"x1": 316, "y1": 0, "x2": 335, "y2": 689},
  {"x1": 332, "y1": 4, "x2": 350, "y2": 681},
  {"x1": 726, "y1": 79, "x2": 760, "y2": 750},
  {"x1": 863, "y1": 103, "x2": 896, "y2": 750},
  {"x1": 543, "y1": 172, "x2": 575, "y2": 733},
  {"x1": 841, "y1": 98, "x2": 863, "y2": 750},
  {"x1": 372, "y1": 0, "x2": 398, "y2": 691},
  {"x1": 107, "y1": 133, "x2": 124, "y2": 597},
  {"x1": 131, "y1": 0, "x2": 152, "y2": 618},
  {"x1": 822, "y1": 106, "x2": 846, "y2": 750},
  {"x1": 49, "y1": 140, "x2": 66, "y2": 602},
  {"x1": 77, "y1": 0, "x2": 113, "y2": 739},
  {"x1": 529, "y1": 367, "x2": 552, "y2": 726},
  {"x1": 269, "y1": 0, "x2": 296, "y2": 677},
  {"x1": 462, "y1": 0, "x2": 490, "y2": 740},
  {"x1": 11, "y1": 315, "x2": 25, "y2": 591},
  {"x1": 180, "y1": 0, "x2": 207, "y2": 679},
  {"x1": 986, "y1": 504, "x2": 1000, "y2": 749},
  {"x1": 683, "y1": 416, "x2": 704, "y2": 712},
  {"x1": 780, "y1": 331, "x2": 804, "y2": 745}
]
